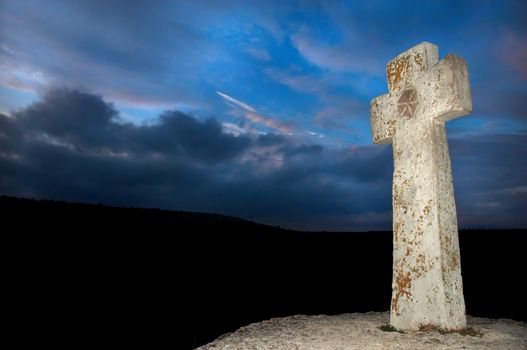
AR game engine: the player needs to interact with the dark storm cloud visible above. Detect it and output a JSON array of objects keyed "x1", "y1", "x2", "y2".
[
  {"x1": 450, "y1": 133, "x2": 527, "y2": 228},
  {"x1": 255, "y1": 133, "x2": 287, "y2": 147},
  {"x1": 451, "y1": 133, "x2": 527, "y2": 187},
  {"x1": 0, "y1": 113, "x2": 20, "y2": 153},
  {"x1": 137, "y1": 111, "x2": 252, "y2": 162},
  {"x1": 11, "y1": 89, "x2": 251, "y2": 162},
  {"x1": 0, "y1": 89, "x2": 394, "y2": 230},
  {"x1": 16, "y1": 89, "x2": 118, "y2": 149},
  {"x1": 473, "y1": 88, "x2": 527, "y2": 122},
  {"x1": 1, "y1": 89, "x2": 526, "y2": 230}
]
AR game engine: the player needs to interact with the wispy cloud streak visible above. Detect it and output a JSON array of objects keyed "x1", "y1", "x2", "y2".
[
  {"x1": 216, "y1": 90, "x2": 292, "y2": 133},
  {"x1": 216, "y1": 91, "x2": 256, "y2": 112}
]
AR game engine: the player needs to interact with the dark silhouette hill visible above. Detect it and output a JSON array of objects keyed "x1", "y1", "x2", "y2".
[{"x1": 2, "y1": 195, "x2": 525, "y2": 348}]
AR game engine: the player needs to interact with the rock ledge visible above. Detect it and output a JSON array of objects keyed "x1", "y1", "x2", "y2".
[{"x1": 197, "y1": 312, "x2": 526, "y2": 350}]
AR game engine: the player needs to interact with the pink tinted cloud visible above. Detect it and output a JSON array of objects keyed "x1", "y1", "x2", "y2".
[{"x1": 497, "y1": 32, "x2": 527, "y2": 79}]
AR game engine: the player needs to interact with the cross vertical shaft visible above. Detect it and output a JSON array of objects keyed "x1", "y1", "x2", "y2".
[{"x1": 370, "y1": 42, "x2": 472, "y2": 330}]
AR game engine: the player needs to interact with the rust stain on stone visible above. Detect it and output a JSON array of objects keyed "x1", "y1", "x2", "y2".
[
  {"x1": 393, "y1": 182, "x2": 402, "y2": 204},
  {"x1": 405, "y1": 247, "x2": 412, "y2": 256},
  {"x1": 387, "y1": 52, "x2": 428, "y2": 92},
  {"x1": 393, "y1": 220, "x2": 404, "y2": 241},
  {"x1": 442, "y1": 253, "x2": 457, "y2": 273},
  {"x1": 387, "y1": 55, "x2": 411, "y2": 91},
  {"x1": 392, "y1": 271, "x2": 413, "y2": 314},
  {"x1": 423, "y1": 202, "x2": 432, "y2": 216},
  {"x1": 449, "y1": 254, "x2": 458, "y2": 270},
  {"x1": 411, "y1": 253, "x2": 429, "y2": 279},
  {"x1": 441, "y1": 233, "x2": 452, "y2": 246},
  {"x1": 414, "y1": 52, "x2": 424, "y2": 70}
]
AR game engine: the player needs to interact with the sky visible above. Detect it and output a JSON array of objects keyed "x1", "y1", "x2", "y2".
[{"x1": 0, "y1": 0, "x2": 526, "y2": 230}]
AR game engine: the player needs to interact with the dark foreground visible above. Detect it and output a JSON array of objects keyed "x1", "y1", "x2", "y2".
[{"x1": 3, "y1": 196, "x2": 526, "y2": 348}]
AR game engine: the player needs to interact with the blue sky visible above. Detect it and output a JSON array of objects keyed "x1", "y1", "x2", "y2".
[{"x1": 1, "y1": 0, "x2": 526, "y2": 230}]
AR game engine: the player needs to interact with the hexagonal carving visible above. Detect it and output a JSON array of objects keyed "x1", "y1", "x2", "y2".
[{"x1": 397, "y1": 87, "x2": 419, "y2": 118}]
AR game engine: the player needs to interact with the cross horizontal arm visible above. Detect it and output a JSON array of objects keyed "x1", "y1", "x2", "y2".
[
  {"x1": 420, "y1": 54, "x2": 472, "y2": 122},
  {"x1": 370, "y1": 92, "x2": 397, "y2": 144}
]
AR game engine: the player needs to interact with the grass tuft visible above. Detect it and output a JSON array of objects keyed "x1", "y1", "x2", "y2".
[{"x1": 379, "y1": 324, "x2": 404, "y2": 333}]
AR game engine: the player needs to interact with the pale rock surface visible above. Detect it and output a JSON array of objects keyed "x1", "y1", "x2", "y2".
[{"x1": 197, "y1": 312, "x2": 527, "y2": 350}]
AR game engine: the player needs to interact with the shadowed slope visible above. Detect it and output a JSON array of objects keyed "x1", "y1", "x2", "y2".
[{"x1": 2, "y1": 196, "x2": 525, "y2": 349}]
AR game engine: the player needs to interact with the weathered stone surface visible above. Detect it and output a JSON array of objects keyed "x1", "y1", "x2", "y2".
[
  {"x1": 197, "y1": 312, "x2": 527, "y2": 350},
  {"x1": 370, "y1": 42, "x2": 472, "y2": 330}
]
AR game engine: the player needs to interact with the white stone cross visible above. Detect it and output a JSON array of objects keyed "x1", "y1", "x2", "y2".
[{"x1": 370, "y1": 42, "x2": 472, "y2": 331}]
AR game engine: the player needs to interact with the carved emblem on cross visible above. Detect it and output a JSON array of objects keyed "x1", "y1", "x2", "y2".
[{"x1": 397, "y1": 88, "x2": 418, "y2": 118}]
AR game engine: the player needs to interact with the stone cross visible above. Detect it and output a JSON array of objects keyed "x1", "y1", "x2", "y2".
[{"x1": 370, "y1": 42, "x2": 472, "y2": 331}]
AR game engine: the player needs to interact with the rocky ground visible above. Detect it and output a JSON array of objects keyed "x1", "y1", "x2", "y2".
[{"x1": 197, "y1": 312, "x2": 526, "y2": 350}]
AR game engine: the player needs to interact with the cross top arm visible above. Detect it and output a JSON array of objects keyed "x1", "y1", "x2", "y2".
[
  {"x1": 370, "y1": 42, "x2": 472, "y2": 145},
  {"x1": 417, "y1": 54, "x2": 472, "y2": 123}
]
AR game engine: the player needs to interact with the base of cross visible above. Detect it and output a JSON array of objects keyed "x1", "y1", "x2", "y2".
[{"x1": 196, "y1": 312, "x2": 527, "y2": 350}]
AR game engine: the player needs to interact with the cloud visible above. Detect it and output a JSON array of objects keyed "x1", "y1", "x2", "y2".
[
  {"x1": 264, "y1": 67, "x2": 371, "y2": 135},
  {"x1": 449, "y1": 133, "x2": 527, "y2": 228},
  {"x1": 10, "y1": 88, "x2": 252, "y2": 162},
  {"x1": 216, "y1": 91, "x2": 256, "y2": 112},
  {"x1": 1, "y1": 0, "x2": 527, "y2": 231},
  {"x1": 245, "y1": 47, "x2": 271, "y2": 61},
  {"x1": 0, "y1": 0, "x2": 228, "y2": 112},
  {"x1": 265, "y1": 67, "x2": 326, "y2": 95},
  {"x1": 472, "y1": 87, "x2": 527, "y2": 123},
  {"x1": 312, "y1": 95, "x2": 370, "y2": 133},
  {"x1": 496, "y1": 31, "x2": 527, "y2": 80},
  {"x1": 216, "y1": 91, "x2": 293, "y2": 134},
  {"x1": 291, "y1": 31, "x2": 383, "y2": 75},
  {"x1": 0, "y1": 88, "x2": 397, "y2": 230},
  {"x1": 1, "y1": 89, "x2": 526, "y2": 230}
]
